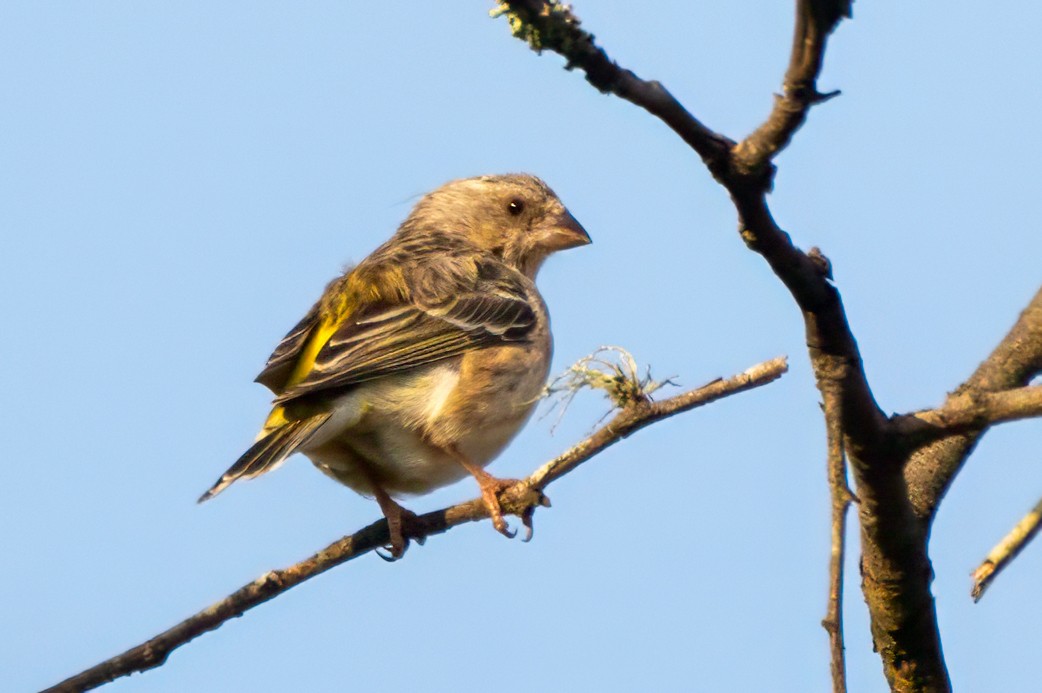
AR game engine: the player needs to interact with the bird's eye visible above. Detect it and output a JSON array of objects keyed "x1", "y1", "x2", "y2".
[{"x1": 507, "y1": 198, "x2": 525, "y2": 216}]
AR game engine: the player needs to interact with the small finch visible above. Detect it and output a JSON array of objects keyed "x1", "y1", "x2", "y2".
[{"x1": 200, "y1": 174, "x2": 590, "y2": 557}]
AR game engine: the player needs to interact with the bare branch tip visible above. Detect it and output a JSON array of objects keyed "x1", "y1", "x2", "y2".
[
  {"x1": 814, "y1": 89, "x2": 842, "y2": 105},
  {"x1": 971, "y1": 561, "x2": 995, "y2": 603},
  {"x1": 967, "y1": 495, "x2": 1042, "y2": 603}
]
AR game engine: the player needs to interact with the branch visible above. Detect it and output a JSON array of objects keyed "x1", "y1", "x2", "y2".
[
  {"x1": 494, "y1": 3, "x2": 963, "y2": 688},
  {"x1": 905, "y1": 286, "x2": 1042, "y2": 520},
  {"x1": 494, "y1": 3, "x2": 882, "y2": 450},
  {"x1": 734, "y1": 0, "x2": 852, "y2": 175},
  {"x1": 854, "y1": 289, "x2": 1042, "y2": 691},
  {"x1": 895, "y1": 385, "x2": 1042, "y2": 448},
  {"x1": 972, "y1": 494, "x2": 1042, "y2": 602},
  {"x1": 493, "y1": 1, "x2": 733, "y2": 174},
  {"x1": 43, "y1": 357, "x2": 788, "y2": 693},
  {"x1": 820, "y1": 391, "x2": 854, "y2": 693}
]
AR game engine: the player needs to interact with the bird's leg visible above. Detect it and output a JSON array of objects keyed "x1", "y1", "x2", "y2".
[
  {"x1": 445, "y1": 446, "x2": 519, "y2": 538},
  {"x1": 370, "y1": 485, "x2": 417, "y2": 560}
]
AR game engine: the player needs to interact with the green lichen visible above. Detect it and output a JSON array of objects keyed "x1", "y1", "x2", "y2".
[
  {"x1": 490, "y1": 1, "x2": 585, "y2": 55},
  {"x1": 542, "y1": 346, "x2": 675, "y2": 432}
]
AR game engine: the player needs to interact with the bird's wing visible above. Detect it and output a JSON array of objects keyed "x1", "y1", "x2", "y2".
[
  {"x1": 273, "y1": 253, "x2": 537, "y2": 404},
  {"x1": 254, "y1": 299, "x2": 323, "y2": 394}
]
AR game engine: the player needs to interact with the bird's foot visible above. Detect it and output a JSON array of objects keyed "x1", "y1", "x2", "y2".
[
  {"x1": 472, "y1": 472, "x2": 551, "y2": 542},
  {"x1": 446, "y1": 446, "x2": 551, "y2": 542},
  {"x1": 476, "y1": 475, "x2": 521, "y2": 538},
  {"x1": 372, "y1": 489, "x2": 422, "y2": 561}
]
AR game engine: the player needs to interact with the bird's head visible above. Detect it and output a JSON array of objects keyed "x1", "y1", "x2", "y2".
[{"x1": 405, "y1": 173, "x2": 591, "y2": 278}]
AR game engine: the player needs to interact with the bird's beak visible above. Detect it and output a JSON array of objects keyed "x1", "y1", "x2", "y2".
[{"x1": 540, "y1": 208, "x2": 591, "y2": 251}]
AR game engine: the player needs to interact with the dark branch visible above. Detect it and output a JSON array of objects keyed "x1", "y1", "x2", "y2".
[
  {"x1": 491, "y1": 3, "x2": 964, "y2": 689},
  {"x1": 43, "y1": 357, "x2": 787, "y2": 693},
  {"x1": 734, "y1": 0, "x2": 851, "y2": 174},
  {"x1": 494, "y1": 1, "x2": 733, "y2": 173},
  {"x1": 494, "y1": 2, "x2": 885, "y2": 455}
]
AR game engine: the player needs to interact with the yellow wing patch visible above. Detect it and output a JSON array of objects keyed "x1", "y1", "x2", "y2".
[
  {"x1": 260, "y1": 405, "x2": 290, "y2": 437},
  {"x1": 256, "y1": 266, "x2": 404, "y2": 434},
  {"x1": 261, "y1": 311, "x2": 346, "y2": 434},
  {"x1": 287, "y1": 317, "x2": 341, "y2": 388}
]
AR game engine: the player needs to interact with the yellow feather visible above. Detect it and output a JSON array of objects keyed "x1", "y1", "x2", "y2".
[
  {"x1": 287, "y1": 317, "x2": 340, "y2": 387},
  {"x1": 260, "y1": 405, "x2": 289, "y2": 437},
  {"x1": 258, "y1": 265, "x2": 414, "y2": 434},
  {"x1": 261, "y1": 287, "x2": 357, "y2": 433}
]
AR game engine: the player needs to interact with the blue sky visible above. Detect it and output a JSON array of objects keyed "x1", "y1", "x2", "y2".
[{"x1": 4, "y1": 3, "x2": 1041, "y2": 691}]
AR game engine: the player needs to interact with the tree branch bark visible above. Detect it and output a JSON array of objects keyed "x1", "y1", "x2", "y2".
[
  {"x1": 905, "y1": 286, "x2": 1042, "y2": 521},
  {"x1": 895, "y1": 384, "x2": 1042, "y2": 447},
  {"x1": 971, "y1": 494, "x2": 1042, "y2": 602},
  {"x1": 821, "y1": 390, "x2": 854, "y2": 693},
  {"x1": 734, "y1": 0, "x2": 851, "y2": 174},
  {"x1": 43, "y1": 357, "x2": 787, "y2": 693},
  {"x1": 493, "y1": 1, "x2": 733, "y2": 173}
]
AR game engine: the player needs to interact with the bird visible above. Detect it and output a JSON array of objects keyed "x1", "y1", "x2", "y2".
[{"x1": 199, "y1": 173, "x2": 590, "y2": 557}]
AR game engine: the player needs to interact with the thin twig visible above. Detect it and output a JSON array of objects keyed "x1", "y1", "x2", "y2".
[
  {"x1": 972, "y1": 495, "x2": 1042, "y2": 602},
  {"x1": 820, "y1": 390, "x2": 854, "y2": 693},
  {"x1": 43, "y1": 356, "x2": 788, "y2": 693}
]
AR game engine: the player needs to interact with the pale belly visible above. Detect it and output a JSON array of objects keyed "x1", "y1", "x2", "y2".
[{"x1": 299, "y1": 351, "x2": 548, "y2": 498}]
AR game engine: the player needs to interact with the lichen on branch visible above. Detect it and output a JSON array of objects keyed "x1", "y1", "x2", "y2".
[{"x1": 490, "y1": 1, "x2": 584, "y2": 53}]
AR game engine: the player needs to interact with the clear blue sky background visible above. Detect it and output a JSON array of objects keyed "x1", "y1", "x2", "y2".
[{"x1": 4, "y1": 3, "x2": 1041, "y2": 692}]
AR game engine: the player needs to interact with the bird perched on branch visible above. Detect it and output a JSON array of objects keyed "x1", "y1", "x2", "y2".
[{"x1": 199, "y1": 174, "x2": 590, "y2": 557}]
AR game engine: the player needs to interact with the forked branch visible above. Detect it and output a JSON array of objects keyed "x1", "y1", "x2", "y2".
[
  {"x1": 905, "y1": 286, "x2": 1042, "y2": 521},
  {"x1": 735, "y1": 0, "x2": 852, "y2": 174},
  {"x1": 491, "y1": 3, "x2": 958, "y2": 691}
]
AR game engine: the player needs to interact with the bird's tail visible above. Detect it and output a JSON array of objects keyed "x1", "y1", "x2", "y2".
[{"x1": 197, "y1": 413, "x2": 332, "y2": 503}]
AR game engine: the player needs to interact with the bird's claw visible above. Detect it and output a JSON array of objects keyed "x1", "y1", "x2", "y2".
[
  {"x1": 495, "y1": 519, "x2": 517, "y2": 539},
  {"x1": 374, "y1": 504, "x2": 423, "y2": 562},
  {"x1": 464, "y1": 468, "x2": 551, "y2": 545},
  {"x1": 376, "y1": 545, "x2": 403, "y2": 562},
  {"x1": 376, "y1": 533, "x2": 410, "y2": 561},
  {"x1": 520, "y1": 505, "x2": 537, "y2": 543},
  {"x1": 376, "y1": 527, "x2": 425, "y2": 561},
  {"x1": 496, "y1": 485, "x2": 550, "y2": 543},
  {"x1": 519, "y1": 489, "x2": 551, "y2": 542}
]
